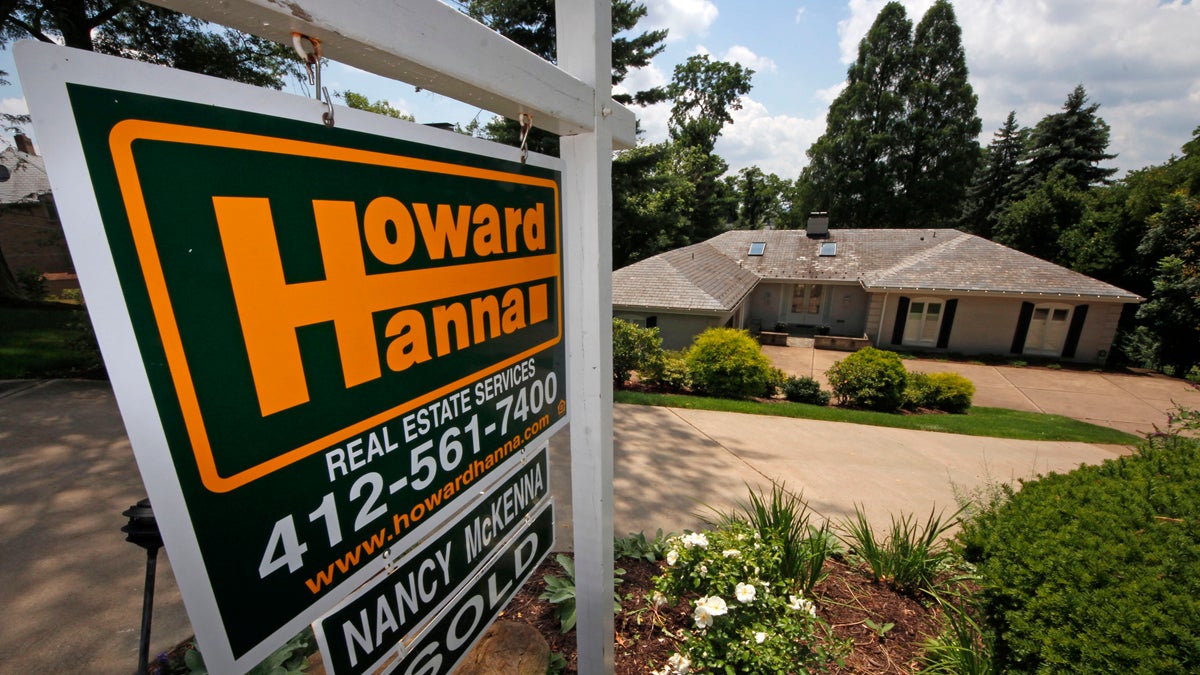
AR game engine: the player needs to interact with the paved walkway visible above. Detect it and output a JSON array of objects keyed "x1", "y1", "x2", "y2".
[
  {"x1": 761, "y1": 342, "x2": 1200, "y2": 436},
  {"x1": 0, "y1": 373, "x2": 1176, "y2": 672}
]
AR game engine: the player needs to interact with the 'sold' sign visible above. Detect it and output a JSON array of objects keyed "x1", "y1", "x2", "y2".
[{"x1": 17, "y1": 42, "x2": 567, "y2": 671}]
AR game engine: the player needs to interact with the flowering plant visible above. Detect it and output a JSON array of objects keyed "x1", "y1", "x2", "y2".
[{"x1": 652, "y1": 522, "x2": 845, "y2": 673}]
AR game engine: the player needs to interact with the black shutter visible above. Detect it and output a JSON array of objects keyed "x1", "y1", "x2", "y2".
[
  {"x1": 1011, "y1": 302, "x2": 1035, "y2": 354},
  {"x1": 936, "y1": 299, "x2": 958, "y2": 349},
  {"x1": 891, "y1": 296, "x2": 910, "y2": 345},
  {"x1": 1061, "y1": 305, "x2": 1089, "y2": 358}
]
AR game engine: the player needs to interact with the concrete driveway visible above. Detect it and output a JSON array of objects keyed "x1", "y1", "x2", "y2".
[
  {"x1": 762, "y1": 343, "x2": 1200, "y2": 436},
  {"x1": 0, "y1": 376, "x2": 1154, "y2": 672}
]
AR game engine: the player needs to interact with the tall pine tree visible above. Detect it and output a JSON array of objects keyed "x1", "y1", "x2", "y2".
[
  {"x1": 1014, "y1": 84, "x2": 1117, "y2": 193},
  {"x1": 898, "y1": 0, "x2": 980, "y2": 227},
  {"x1": 960, "y1": 111, "x2": 1026, "y2": 238},
  {"x1": 804, "y1": 2, "x2": 912, "y2": 228}
]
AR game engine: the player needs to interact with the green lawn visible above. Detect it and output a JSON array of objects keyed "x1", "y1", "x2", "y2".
[
  {"x1": 614, "y1": 390, "x2": 1140, "y2": 445},
  {"x1": 0, "y1": 304, "x2": 102, "y2": 378}
]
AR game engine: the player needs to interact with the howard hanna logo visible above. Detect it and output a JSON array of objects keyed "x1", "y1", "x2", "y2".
[{"x1": 106, "y1": 120, "x2": 563, "y2": 493}]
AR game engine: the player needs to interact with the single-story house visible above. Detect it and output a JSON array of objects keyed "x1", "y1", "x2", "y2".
[
  {"x1": 0, "y1": 134, "x2": 76, "y2": 294},
  {"x1": 613, "y1": 224, "x2": 1142, "y2": 364}
]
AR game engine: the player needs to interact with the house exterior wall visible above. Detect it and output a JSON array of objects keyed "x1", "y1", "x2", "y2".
[
  {"x1": 827, "y1": 284, "x2": 869, "y2": 337},
  {"x1": 614, "y1": 310, "x2": 727, "y2": 351},
  {"x1": 0, "y1": 201, "x2": 72, "y2": 277},
  {"x1": 869, "y1": 292, "x2": 1128, "y2": 363},
  {"x1": 747, "y1": 282, "x2": 786, "y2": 330}
]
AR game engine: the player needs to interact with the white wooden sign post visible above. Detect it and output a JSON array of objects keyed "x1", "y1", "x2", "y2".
[{"x1": 133, "y1": 0, "x2": 624, "y2": 671}]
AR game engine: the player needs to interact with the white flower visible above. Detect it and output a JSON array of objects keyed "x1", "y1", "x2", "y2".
[
  {"x1": 788, "y1": 594, "x2": 817, "y2": 617},
  {"x1": 698, "y1": 564, "x2": 708, "y2": 577},
  {"x1": 735, "y1": 582, "x2": 757, "y2": 603},
  {"x1": 652, "y1": 591, "x2": 668, "y2": 608},
  {"x1": 681, "y1": 532, "x2": 709, "y2": 549},
  {"x1": 666, "y1": 549, "x2": 679, "y2": 566},
  {"x1": 722, "y1": 548, "x2": 741, "y2": 558},
  {"x1": 693, "y1": 595, "x2": 728, "y2": 626},
  {"x1": 754, "y1": 631, "x2": 767, "y2": 644},
  {"x1": 667, "y1": 653, "x2": 691, "y2": 674}
]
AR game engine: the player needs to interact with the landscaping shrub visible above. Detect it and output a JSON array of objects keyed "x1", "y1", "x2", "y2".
[
  {"x1": 653, "y1": 520, "x2": 845, "y2": 673},
  {"x1": 838, "y1": 505, "x2": 959, "y2": 596},
  {"x1": 905, "y1": 371, "x2": 975, "y2": 413},
  {"x1": 612, "y1": 318, "x2": 664, "y2": 386},
  {"x1": 762, "y1": 366, "x2": 787, "y2": 398},
  {"x1": 958, "y1": 412, "x2": 1200, "y2": 673},
  {"x1": 684, "y1": 327, "x2": 775, "y2": 399},
  {"x1": 783, "y1": 375, "x2": 832, "y2": 406},
  {"x1": 643, "y1": 349, "x2": 691, "y2": 391},
  {"x1": 825, "y1": 347, "x2": 907, "y2": 411}
]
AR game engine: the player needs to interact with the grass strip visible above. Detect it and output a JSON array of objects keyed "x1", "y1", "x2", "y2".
[
  {"x1": 0, "y1": 306, "x2": 97, "y2": 378},
  {"x1": 614, "y1": 390, "x2": 1139, "y2": 445}
]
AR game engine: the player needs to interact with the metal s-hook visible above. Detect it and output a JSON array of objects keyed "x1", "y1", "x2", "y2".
[
  {"x1": 518, "y1": 113, "x2": 533, "y2": 164},
  {"x1": 292, "y1": 33, "x2": 334, "y2": 127}
]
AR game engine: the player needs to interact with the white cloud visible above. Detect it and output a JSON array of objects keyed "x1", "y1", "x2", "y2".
[
  {"x1": 721, "y1": 45, "x2": 777, "y2": 74},
  {"x1": 716, "y1": 97, "x2": 827, "y2": 178},
  {"x1": 641, "y1": 0, "x2": 719, "y2": 42},
  {"x1": 835, "y1": 0, "x2": 1200, "y2": 173},
  {"x1": 633, "y1": 101, "x2": 673, "y2": 145},
  {"x1": 617, "y1": 62, "x2": 670, "y2": 101},
  {"x1": 0, "y1": 96, "x2": 28, "y2": 116},
  {"x1": 795, "y1": 6, "x2": 807, "y2": 24},
  {"x1": 815, "y1": 81, "x2": 846, "y2": 104}
]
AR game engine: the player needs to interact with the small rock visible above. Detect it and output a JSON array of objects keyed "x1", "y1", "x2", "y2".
[{"x1": 453, "y1": 621, "x2": 550, "y2": 675}]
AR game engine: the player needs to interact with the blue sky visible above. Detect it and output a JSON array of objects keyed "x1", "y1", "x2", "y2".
[{"x1": 3, "y1": 0, "x2": 1198, "y2": 179}]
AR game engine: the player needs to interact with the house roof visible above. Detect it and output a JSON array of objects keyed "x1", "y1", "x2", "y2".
[
  {"x1": 613, "y1": 241, "x2": 760, "y2": 313},
  {"x1": 613, "y1": 229, "x2": 1142, "y2": 311},
  {"x1": 0, "y1": 147, "x2": 51, "y2": 205}
]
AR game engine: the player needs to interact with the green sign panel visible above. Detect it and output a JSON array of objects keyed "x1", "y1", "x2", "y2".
[
  {"x1": 18, "y1": 43, "x2": 566, "y2": 670},
  {"x1": 313, "y1": 451, "x2": 550, "y2": 674}
]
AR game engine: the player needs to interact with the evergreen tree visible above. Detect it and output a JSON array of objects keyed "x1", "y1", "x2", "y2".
[
  {"x1": 960, "y1": 111, "x2": 1026, "y2": 238},
  {"x1": 1014, "y1": 84, "x2": 1118, "y2": 193},
  {"x1": 665, "y1": 54, "x2": 753, "y2": 241},
  {"x1": 464, "y1": 0, "x2": 667, "y2": 155},
  {"x1": 804, "y1": 1, "x2": 912, "y2": 228},
  {"x1": 898, "y1": 0, "x2": 980, "y2": 227}
]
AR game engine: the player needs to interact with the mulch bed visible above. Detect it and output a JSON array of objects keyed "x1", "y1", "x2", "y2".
[{"x1": 501, "y1": 554, "x2": 947, "y2": 674}]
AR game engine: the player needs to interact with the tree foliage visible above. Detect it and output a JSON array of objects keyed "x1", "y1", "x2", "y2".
[
  {"x1": 339, "y1": 91, "x2": 415, "y2": 121},
  {"x1": 803, "y1": 1, "x2": 979, "y2": 229},
  {"x1": 960, "y1": 111, "x2": 1026, "y2": 238},
  {"x1": 462, "y1": 0, "x2": 667, "y2": 155},
  {"x1": 0, "y1": 0, "x2": 301, "y2": 88},
  {"x1": 1013, "y1": 84, "x2": 1117, "y2": 194},
  {"x1": 898, "y1": 0, "x2": 981, "y2": 227}
]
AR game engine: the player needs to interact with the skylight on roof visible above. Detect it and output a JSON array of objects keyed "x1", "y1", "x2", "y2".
[
  {"x1": 819, "y1": 242, "x2": 837, "y2": 256},
  {"x1": 748, "y1": 241, "x2": 766, "y2": 256}
]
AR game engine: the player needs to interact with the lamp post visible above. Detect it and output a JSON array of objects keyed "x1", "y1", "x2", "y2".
[{"x1": 122, "y1": 498, "x2": 163, "y2": 675}]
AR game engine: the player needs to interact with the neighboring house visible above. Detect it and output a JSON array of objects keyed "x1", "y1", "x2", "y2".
[
  {"x1": 613, "y1": 224, "x2": 1143, "y2": 364},
  {"x1": 0, "y1": 134, "x2": 76, "y2": 294}
]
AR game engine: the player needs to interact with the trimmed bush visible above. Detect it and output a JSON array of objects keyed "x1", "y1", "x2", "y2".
[
  {"x1": 783, "y1": 375, "x2": 831, "y2": 406},
  {"x1": 612, "y1": 318, "x2": 664, "y2": 386},
  {"x1": 825, "y1": 347, "x2": 907, "y2": 412},
  {"x1": 763, "y1": 366, "x2": 787, "y2": 398},
  {"x1": 643, "y1": 350, "x2": 691, "y2": 392},
  {"x1": 685, "y1": 327, "x2": 775, "y2": 399},
  {"x1": 904, "y1": 371, "x2": 975, "y2": 413},
  {"x1": 958, "y1": 421, "x2": 1200, "y2": 673}
]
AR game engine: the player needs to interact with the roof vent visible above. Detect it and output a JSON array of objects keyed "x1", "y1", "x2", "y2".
[
  {"x1": 807, "y1": 212, "x2": 829, "y2": 238},
  {"x1": 748, "y1": 241, "x2": 766, "y2": 256}
]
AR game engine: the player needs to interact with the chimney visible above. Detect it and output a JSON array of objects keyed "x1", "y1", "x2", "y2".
[
  {"x1": 806, "y1": 212, "x2": 829, "y2": 238},
  {"x1": 13, "y1": 133, "x2": 36, "y2": 156}
]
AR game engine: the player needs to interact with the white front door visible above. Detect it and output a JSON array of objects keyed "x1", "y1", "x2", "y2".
[{"x1": 1024, "y1": 304, "x2": 1073, "y2": 356}]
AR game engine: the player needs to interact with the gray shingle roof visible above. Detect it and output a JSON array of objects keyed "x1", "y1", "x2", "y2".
[
  {"x1": 0, "y1": 147, "x2": 51, "y2": 205},
  {"x1": 613, "y1": 241, "x2": 759, "y2": 312},
  {"x1": 613, "y1": 229, "x2": 1142, "y2": 310}
]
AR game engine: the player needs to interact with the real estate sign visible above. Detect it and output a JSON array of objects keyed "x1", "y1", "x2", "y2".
[{"x1": 16, "y1": 42, "x2": 567, "y2": 672}]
